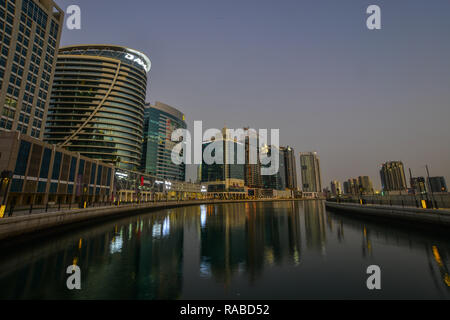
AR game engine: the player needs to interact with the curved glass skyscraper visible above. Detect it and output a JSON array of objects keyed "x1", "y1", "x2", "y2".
[
  {"x1": 141, "y1": 102, "x2": 186, "y2": 181},
  {"x1": 44, "y1": 45, "x2": 151, "y2": 171}
]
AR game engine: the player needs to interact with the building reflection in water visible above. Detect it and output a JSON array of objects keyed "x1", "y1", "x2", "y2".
[
  {"x1": 1, "y1": 201, "x2": 450, "y2": 299},
  {"x1": 426, "y1": 245, "x2": 450, "y2": 293},
  {"x1": 303, "y1": 201, "x2": 327, "y2": 255},
  {"x1": 198, "y1": 201, "x2": 304, "y2": 286},
  {"x1": 361, "y1": 226, "x2": 373, "y2": 258}
]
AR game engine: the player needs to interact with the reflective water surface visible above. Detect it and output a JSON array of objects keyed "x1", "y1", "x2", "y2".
[{"x1": 0, "y1": 201, "x2": 449, "y2": 299}]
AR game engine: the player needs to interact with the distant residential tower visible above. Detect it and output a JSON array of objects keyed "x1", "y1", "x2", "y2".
[{"x1": 300, "y1": 152, "x2": 322, "y2": 193}]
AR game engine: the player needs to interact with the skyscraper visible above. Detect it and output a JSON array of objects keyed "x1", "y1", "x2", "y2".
[
  {"x1": 44, "y1": 45, "x2": 151, "y2": 171},
  {"x1": 141, "y1": 102, "x2": 186, "y2": 181},
  {"x1": 343, "y1": 181, "x2": 351, "y2": 195},
  {"x1": 380, "y1": 161, "x2": 407, "y2": 192},
  {"x1": 262, "y1": 145, "x2": 286, "y2": 191},
  {"x1": 358, "y1": 176, "x2": 374, "y2": 194},
  {"x1": 330, "y1": 180, "x2": 342, "y2": 196},
  {"x1": 201, "y1": 129, "x2": 245, "y2": 193},
  {"x1": 244, "y1": 128, "x2": 262, "y2": 189},
  {"x1": 281, "y1": 146, "x2": 298, "y2": 190},
  {"x1": 300, "y1": 152, "x2": 322, "y2": 193},
  {"x1": 0, "y1": 0, "x2": 63, "y2": 139}
]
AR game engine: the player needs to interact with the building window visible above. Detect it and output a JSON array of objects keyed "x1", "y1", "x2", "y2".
[
  {"x1": 49, "y1": 183, "x2": 58, "y2": 194},
  {"x1": 51, "y1": 152, "x2": 62, "y2": 180},
  {"x1": 10, "y1": 179, "x2": 24, "y2": 193},
  {"x1": 39, "y1": 148, "x2": 51, "y2": 178},
  {"x1": 14, "y1": 140, "x2": 31, "y2": 176},
  {"x1": 37, "y1": 181, "x2": 47, "y2": 193},
  {"x1": 69, "y1": 157, "x2": 77, "y2": 182}
]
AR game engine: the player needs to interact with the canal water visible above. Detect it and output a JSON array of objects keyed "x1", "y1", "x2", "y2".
[{"x1": 0, "y1": 200, "x2": 449, "y2": 299}]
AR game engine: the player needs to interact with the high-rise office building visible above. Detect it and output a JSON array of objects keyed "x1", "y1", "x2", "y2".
[
  {"x1": 244, "y1": 128, "x2": 262, "y2": 189},
  {"x1": 330, "y1": 180, "x2": 342, "y2": 196},
  {"x1": 281, "y1": 146, "x2": 298, "y2": 190},
  {"x1": 141, "y1": 101, "x2": 186, "y2": 181},
  {"x1": 262, "y1": 145, "x2": 286, "y2": 191},
  {"x1": 300, "y1": 152, "x2": 322, "y2": 193},
  {"x1": 201, "y1": 129, "x2": 245, "y2": 192},
  {"x1": 380, "y1": 161, "x2": 407, "y2": 192},
  {"x1": 358, "y1": 176, "x2": 374, "y2": 194},
  {"x1": 44, "y1": 45, "x2": 151, "y2": 171},
  {"x1": 0, "y1": 0, "x2": 63, "y2": 139},
  {"x1": 343, "y1": 181, "x2": 350, "y2": 195},
  {"x1": 410, "y1": 176, "x2": 426, "y2": 194},
  {"x1": 427, "y1": 176, "x2": 447, "y2": 193}
]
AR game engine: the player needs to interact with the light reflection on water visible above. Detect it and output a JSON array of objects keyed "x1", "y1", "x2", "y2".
[{"x1": 0, "y1": 200, "x2": 449, "y2": 299}]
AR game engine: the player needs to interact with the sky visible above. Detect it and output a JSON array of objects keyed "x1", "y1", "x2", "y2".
[{"x1": 55, "y1": 0, "x2": 450, "y2": 188}]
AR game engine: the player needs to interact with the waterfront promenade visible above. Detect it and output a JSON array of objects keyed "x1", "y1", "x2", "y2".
[{"x1": 326, "y1": 201, "x2": 450, "y2": 227}]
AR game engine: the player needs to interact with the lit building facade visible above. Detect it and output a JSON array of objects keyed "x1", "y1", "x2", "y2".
[
  {"x1": 141, "y1": 102, "x2": 186, "y2": 181},
  {"x1": 358, "y1": 176, "x2": 374, "y2": 194},
  {"x1": 330, "y1": 180, "x2": 342, "y2": 196},
  {"x1": 244, "y1": 128, "x2": 262, "y2": 189},
  {"x1": 0, "y1": 131, "x2": 114, "y2": 207},
  {"x1": 380, "y1": 161, "x2": 407, "y2": 192},
  {"x1": 300, "y1": 152, "x2": 322, "y2": 193},
  {"x1": 44, "y1": 45, "x2": 151, "y2": 171},
  {"x1": 0, "y1": 0, "x2": 63, "y2": 139}
]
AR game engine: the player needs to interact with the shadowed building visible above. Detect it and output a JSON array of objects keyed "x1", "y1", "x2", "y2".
[
  {"x1": 428, "y1": 176, "x2": 447, "y2": 193},
  {"x1": 281, "y1": 146, "x2": 298, "y2": 191},
  {"x1": 0, "y1": 0, "x2": 64, "y2": 139},
  {"x1": 44, "y1": 45, "x2": 151, "y2": 171}
]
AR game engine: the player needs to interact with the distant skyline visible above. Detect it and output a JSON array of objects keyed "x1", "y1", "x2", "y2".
[{"x1": 55, "y1": 0, "x2": 450, "y2": 189}]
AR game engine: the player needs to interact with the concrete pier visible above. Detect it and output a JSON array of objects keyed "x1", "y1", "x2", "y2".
[{"x1": 325, "y1": 201, "x2": 450, "y2": 227}]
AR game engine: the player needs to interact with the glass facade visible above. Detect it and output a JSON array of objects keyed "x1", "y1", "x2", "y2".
[
  {"x1": 0, "y1": 0, "x2": 63, "y2": 139},
  {"x1": 201, "y1": 139, "x2": 245, "y2": 191},
  {"x1": 44, "y1": 45, "x2": 151, "y2": 171},
  {"x1": 3, "y1": 132, "x2": 114, "y2": 206},
  {"x1": 262, "y1": 146, "x2": 286, "y2": 191},
  {"x1": 141, "y1": 102, "x2": 186, "y2": 181}
]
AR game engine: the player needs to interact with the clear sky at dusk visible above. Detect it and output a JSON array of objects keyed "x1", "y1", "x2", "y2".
[{"x1": 56, "y1": 0, "x2": 450, "y2": 188}]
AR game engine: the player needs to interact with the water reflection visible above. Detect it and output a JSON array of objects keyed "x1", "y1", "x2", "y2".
[{"x1": 0, "y1": 200, "x2": 449, "y2": 299}]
